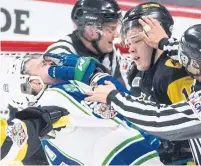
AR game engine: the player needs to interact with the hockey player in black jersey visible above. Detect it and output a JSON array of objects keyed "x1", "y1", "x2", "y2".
[
  {"x1": 120, "y1": 2, "x2": 193, "y2": 105},
  {"x1": 117, "y1": 2, "x2": 194, "y2": 165},
  {"x1": 85, "y1": 23, "x2": 201, "y2": 165},
  {"x1": 44, "y1": 0, "x2": 126, "y2": 84}
]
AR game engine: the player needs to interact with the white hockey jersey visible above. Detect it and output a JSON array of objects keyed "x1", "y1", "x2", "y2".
[{"x1": 37, "y1": 80, "x2": 163, "y2": 165}]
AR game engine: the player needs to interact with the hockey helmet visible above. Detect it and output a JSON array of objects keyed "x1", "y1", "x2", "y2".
[
  {"x1": 179, "y1": 24, "x2": 201, "y2": 77},
  {"x1": 3, "y1": 57, "x2": 45, "y2": 110},
  {"x1": 71, "y1": 0, "x2": 122, "y2": 33},
  {"x1": 121, "y1": 2, "x2": 174, "y2": 47}
]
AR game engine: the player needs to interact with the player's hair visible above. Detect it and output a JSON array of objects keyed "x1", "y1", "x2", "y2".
[
  {"x1": 22, "y1": 53, "x2": 43, "y2": 75},
  {"x1": 21, "y1": 53, "x2": 47, "y2": 96}
]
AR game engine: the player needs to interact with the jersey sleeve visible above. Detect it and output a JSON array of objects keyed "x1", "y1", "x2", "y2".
[
  {"x1": 159, "y1": 38, "x2": 194, "y2": 103},
  {"x1": 155, "y1": 60, "x2": 194, "y2": 104},
  {"x1": 45, "y1": 36, "x2": 77, "y2": 55},
  {"x1": 106, "y1": 90, "x2": 201, "y2": 141},
  {"x1": 159, "y1": 37, "x2": 179, "y2": 58},
  {"x1": 166, "y1": 75, "x2": 193, "y2": 103}
]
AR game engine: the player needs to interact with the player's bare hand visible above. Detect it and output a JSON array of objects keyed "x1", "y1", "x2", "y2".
[
  {"x1": 85, "y1": 81, "x2": 116, "y2": 104},
  {"x1": 138, "y1": 16, "x2": 168, "y2": 49}
]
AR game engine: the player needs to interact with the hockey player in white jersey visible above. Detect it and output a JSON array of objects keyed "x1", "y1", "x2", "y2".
[{"x1": 0, "y1": 54, "x2": 163, "y2": 165}]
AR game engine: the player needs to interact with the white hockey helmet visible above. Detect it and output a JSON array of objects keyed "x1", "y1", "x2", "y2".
[{"x1": 3, "y1": 57, "x2": 45, "y2": 110}]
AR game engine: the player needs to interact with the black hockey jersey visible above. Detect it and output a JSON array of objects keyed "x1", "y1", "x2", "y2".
[
  {"x1": 129, "y1": 52, "x2": 193, "y2": 105},
  {"x1": 128, "y1": 52, "x2": 194, "y2": 164}
]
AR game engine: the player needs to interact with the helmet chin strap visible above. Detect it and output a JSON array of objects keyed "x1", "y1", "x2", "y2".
[
  {"x1": 28, "y1": 76, "x2": 46, "y2": 106},
  {"x1": 186, "y1": 70, "x2": 201, "y2": 79},
  {"x1": 149, "y1": 49, "x2": 157, "y2": 69},
  {"x1": 91, "y1": 32, "x2": 104, "y2": 54},
  {"x1": 186, "y1": 68, "x2": 201, "y2": 79},
  {"x1": 86, "y1": 30, "x2": 105, "y2": 55}
]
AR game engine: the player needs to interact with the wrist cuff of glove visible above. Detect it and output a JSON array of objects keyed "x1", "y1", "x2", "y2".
[
  {"x1": 106, "y1": 90, "x2": 119, "y2": 104},
  {"x1": 158, "y1": 37, "x2": 169, "y2": 50},
  {"x1": 16, "y1": 106, "x2": 68, "y2": 120},
  {"x1": 41, "y1": 106, "x2": 68, "y2": 122}
]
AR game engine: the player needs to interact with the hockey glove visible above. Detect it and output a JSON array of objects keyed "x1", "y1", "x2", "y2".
[
  {"x1": 44, "y1": 53, "x2": 107, "y2": 83},
  {"x1": 15, "y1": 106, "x2": 69, "y2": 138},
  {"x1": 90, "y1": 72, "x2": 132, "y2": 95}
]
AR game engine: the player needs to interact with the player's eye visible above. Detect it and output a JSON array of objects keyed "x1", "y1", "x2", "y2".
[{"x1": 43, "y1": 60, "x2": 56, "y2": 66}]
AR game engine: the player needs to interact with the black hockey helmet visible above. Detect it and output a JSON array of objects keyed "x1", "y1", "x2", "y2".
[
  {"x1": 121, "y1": 2, "x2": 174, "y2": 47},
  {"x1": 71, "y1": 0, "x2": 122, "y2": 54},
  {"x1": 71, "y1": 0, "x2": 122, "y2": 34},
  {"x1": 179, "y1": 24, "x2": 201, "y2": 77},
  {"x1": 120, "y1": 2, "x2": 174, "y2": 70}
]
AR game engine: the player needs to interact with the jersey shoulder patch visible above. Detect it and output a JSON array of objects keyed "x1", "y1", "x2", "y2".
[{"x1": 62, "y1": 84, "x2": 79, "y2": 93}]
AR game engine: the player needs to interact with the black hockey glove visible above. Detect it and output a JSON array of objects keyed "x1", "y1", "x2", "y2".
[{"x1": 15, "y1": 106, "x2": 69, "y2": 138}]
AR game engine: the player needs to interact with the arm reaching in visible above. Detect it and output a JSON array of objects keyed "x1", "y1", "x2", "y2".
[{"x1": 85, "y1": 81, "x2": 201, "y2": 141}]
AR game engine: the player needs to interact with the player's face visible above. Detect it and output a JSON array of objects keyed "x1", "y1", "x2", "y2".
[
  {"x1": 29, "y1": 79, "x2": 44, "y2": 96},
  {"x1": 25, "y1": 56, "x2": 62, "y2": 85},
  {"x1": 186, "y1": 60, "x2": 200, "y2": 75},
  {"x1": 125, "y1": 27, "x2": 153, "y2": 71},
  {"x1": 186, "y1": 59, "x2": 201, "y2": 81},
  {"x1": 180, "y1": 52, "x2": 201, "y2": 80},
  {"x1": 97, "y1": 21, "x2": 120, "y2": 53}
]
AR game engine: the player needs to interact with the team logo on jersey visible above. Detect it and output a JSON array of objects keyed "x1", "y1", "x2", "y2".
[
  {"x1": 81, "y1": 100, "x2": 117, "y2": 119},
  {"x1": 135, "y1": 92, "x2": 146, "y2": 101},
  {"x1": 6, "y1": 119, "x2": 28, "y2": 148},
  {"x1": 132, "y1": 77, "x2": 141, "y2": 87},
  {"x1": 93, "y1": 103, "x2": 117, "y2": 119},
  {"x1": 63, "y1": 84, "x2": 78, "y2": 92}
]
